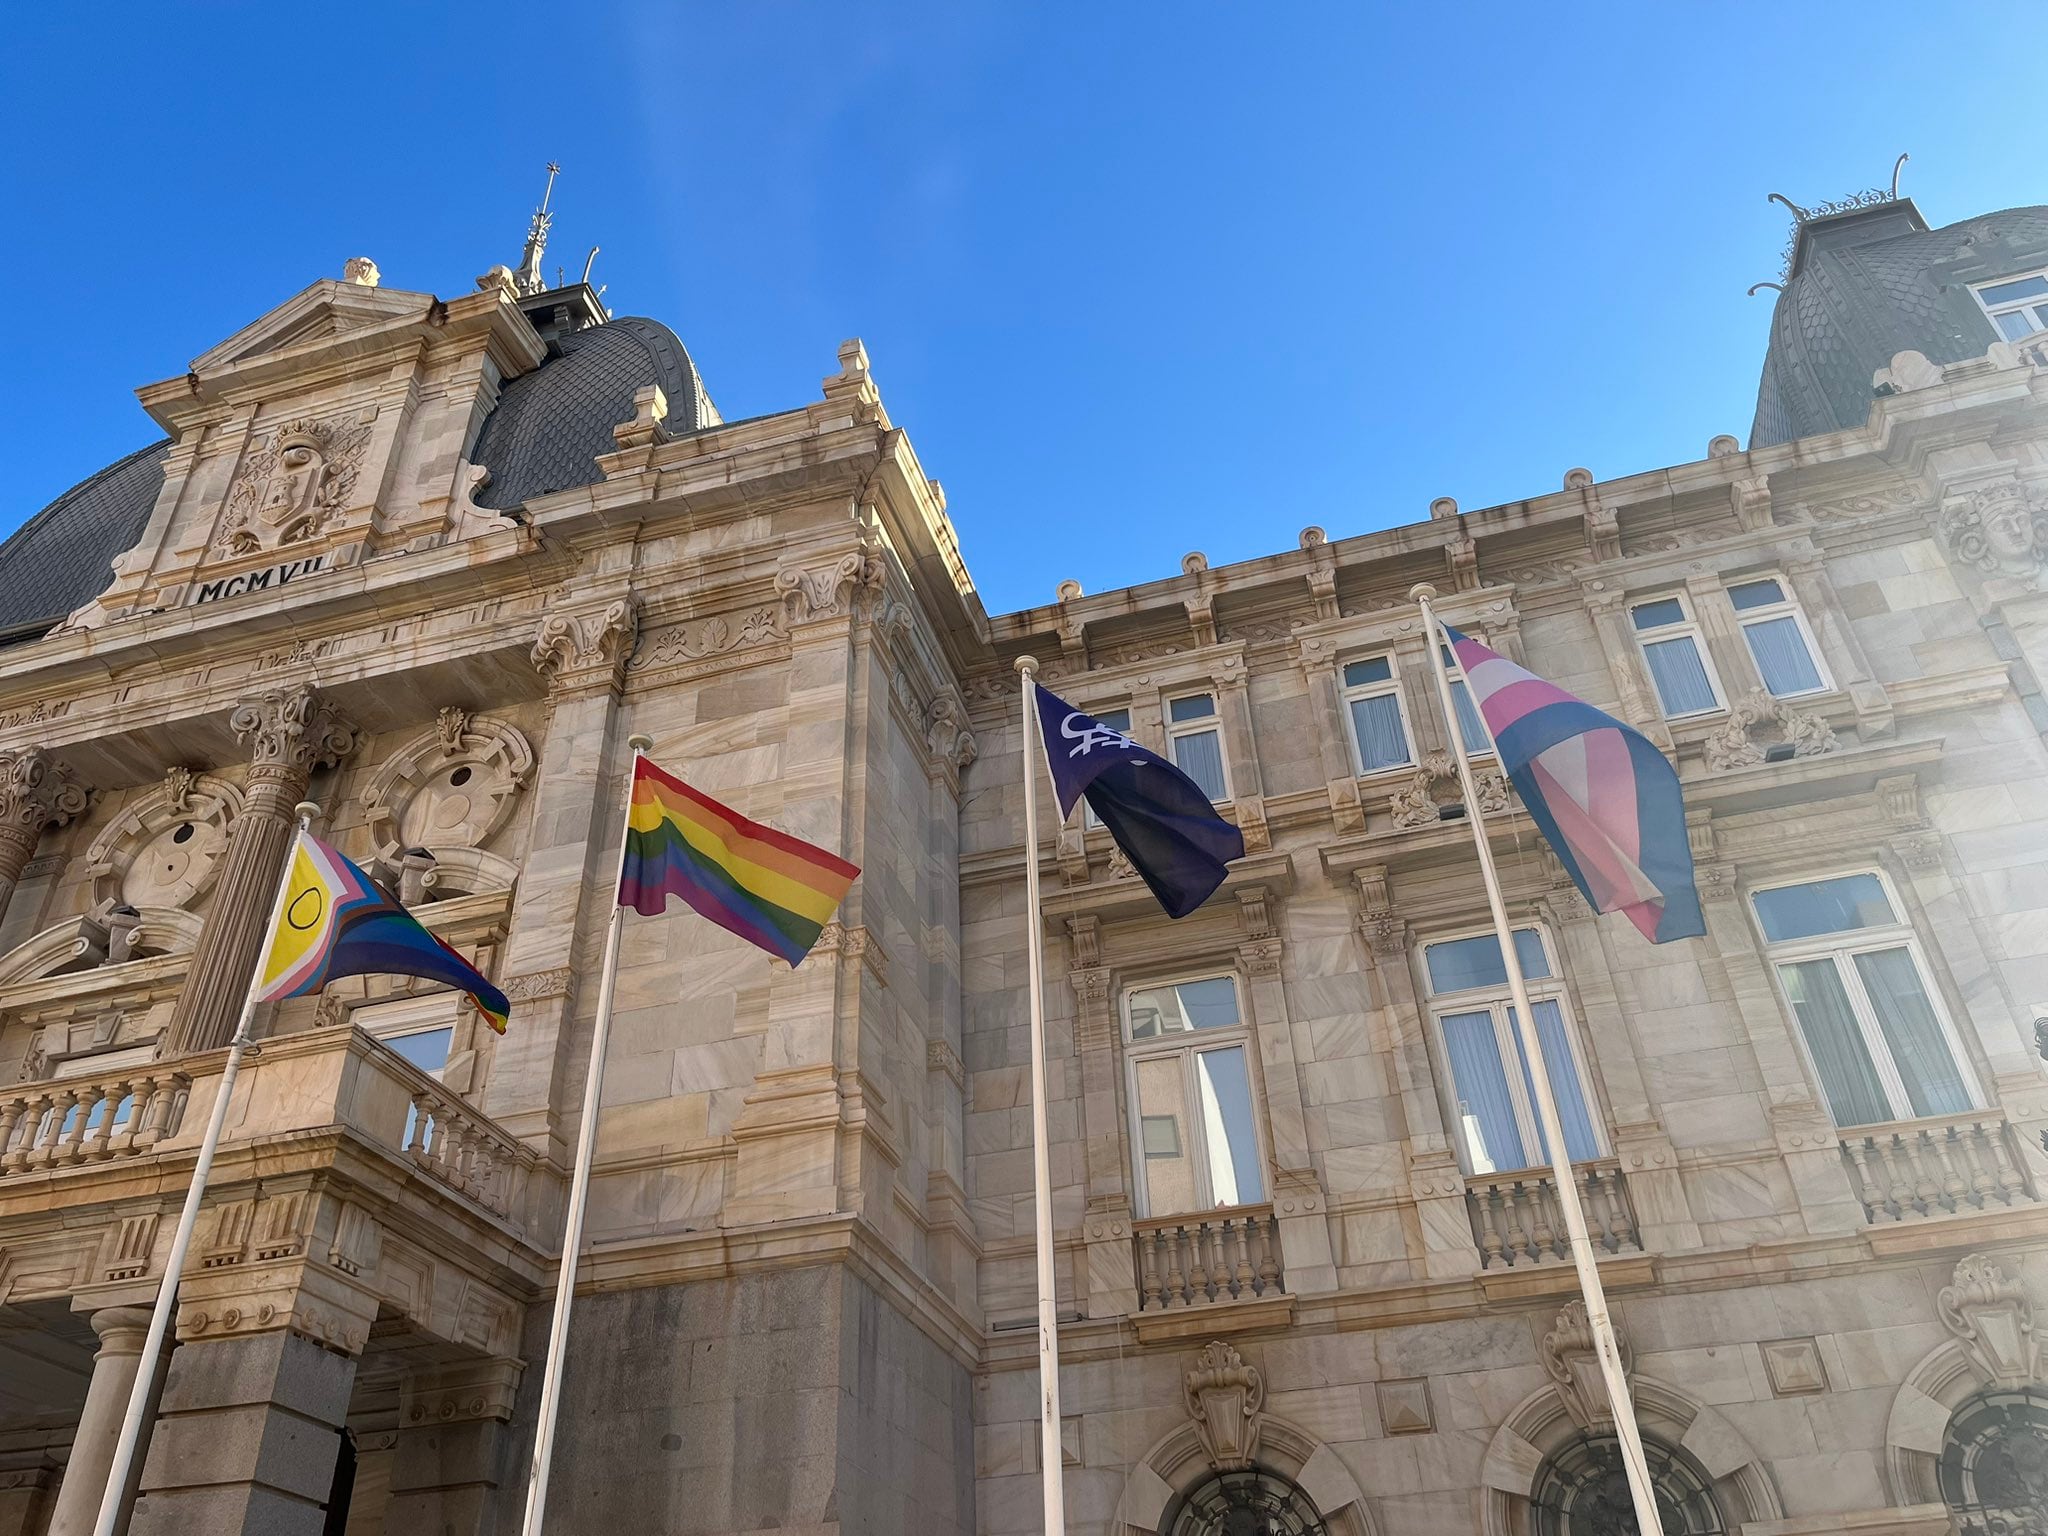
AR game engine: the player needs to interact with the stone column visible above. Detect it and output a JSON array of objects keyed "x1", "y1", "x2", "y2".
[
  {"x1": 0, "y1": 747, "x2": 91, "y2": 926},
  {"x1": 164, "y1": 686, "x2": 356, "y2": 1056},
  {"x1": 382, "y1": 1361, "x2": 521, "y2": 1536},
  {"x1": 47, "y1": 1307, "x2": 153, "y2": 1536}
]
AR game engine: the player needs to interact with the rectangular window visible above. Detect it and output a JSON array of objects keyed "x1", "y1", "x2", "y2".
[
  {"x1": 1972, "y1": 271, "x2": 2048, "y2": 342},
  {"x1": 1727, "y1": 577, "x2": 1829, "y2": 698},
  {"x1": 1124, "y1": 975, "x2": 1266, "y2": 1215},
  {"x1": 1341, "y1": 654, "x2": 1415, "y2": 773},
  {"x1": 1081, "y1": 706, "x2": 1132, "y2": 828},
  {"x1": 1167, "y1": 691, "x2": 1229, "y2": 801},
  {"x1": 1631, "y1": 594, "x2": 1725, "y2": 718},
  {"x1": 1439, "y1": 645, "x2": 1492, "y2": 756},
  {"x1": 1423, "y1": 928, "x2": 1600, "y2": 1174},
  {"x1": 1751, "y1": 873, "x2": 1977, "y2": 1127}
]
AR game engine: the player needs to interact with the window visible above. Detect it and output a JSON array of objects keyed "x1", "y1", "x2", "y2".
[
  {"x1": 1439, "y1": 644, "x2": 1492, "y2": 756},
  {"x1": 1531, "y1": 1432, "x2": 1727, "y2": 1536},
  {"x1": 1166, "y1": 692, "x2": 1229, "y2": 801},
  {"x1": 1123, "y1": 975, "x2": 1265, "y2": 1215},
  {"x1": 1973, "y1": 271, "x2": 2048, "y2": 343},
  {"x1": 1752, "y1": 872, "x2": 1976, "y2": 1127},
  {"x1": 1341, "y1": 654, "x2": 1415, "y2": 773},
  {"x1": 1081, "y1": 706, "x2": 1132, "y2": 827},
  {"x1": 1630, "y1": 595, "x2": 1725, "y2": 718},
  {"x1": 35, "y1": 1045, "x2": 157, "y2": 1145},
  {"x1": 1424, "y1": 928, "x2": 1601, "y2": 1174},
  {"x1": 1727, "y1": 577, "x2": 1829, "y2": 698}
]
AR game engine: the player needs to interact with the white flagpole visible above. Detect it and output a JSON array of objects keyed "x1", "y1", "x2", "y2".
[
  {"x1": 1014, "y1": 656, "x2": 1067, "y2": 1534},
  {"x1": 1409, "y1": 584, "x2": 1666, "y2": 1536},
  {"x1": 519, "y1": 731, "x2": 651, "y2": 1536},
  {"x1": 93, "y1": 801, "x2": 322, "y2": 1536}
]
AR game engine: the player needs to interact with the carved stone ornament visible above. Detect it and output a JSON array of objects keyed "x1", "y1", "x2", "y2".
[
  {"x1": 1939, "y1": 1252, "x2": 2039, "y2": 1389},
  {"x1": 358, "y1": 710, "x2": 533, "y2": 868},
  {"x1": 214, "y1": 409, "x2": 376, "y2": 554},
  {"x1": 1541, "y1": 1299, "x2": 1632, "y2": 1429},
  {"x1": 1390, "y1": 751, "x2": 1511, "y2": 828},
  {"x1": 0, "y1": 749, "x2": 92, "y2": 841},
  {"x1": 1700, "y1": 690, "x2": 1837, "y2": 772},
  {"x1": 229, "y1": 685, "x2": 359, "y2": 774},
  {"x1": 773, "y1": 540, "x2": 888, "y2": 627},
  {"x1": 631, "y1": 607, "x2": 784, "y2": 673},
  {"x1": 922, "y1": 694, "x2": 978, "y2": 778},
  {"x1": 1184, "y1": 1340, "x2": 1265, "y2": 1472},
  {"x1": 83, "y1": 768, "x2": 245, "y2": 915},
  {"x1": 530, "y1": 596, "x2": 640, "y2": 687},
  {"x1": 1937, "y1": 482, "x2": 2048, "y2": 580}
]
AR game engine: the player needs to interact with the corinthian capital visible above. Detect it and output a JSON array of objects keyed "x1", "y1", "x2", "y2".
[
  {"x1": 0, "y1": 748, "x2": 92, "y2": 833},
  {"x1": 229, "y1": 685, "x2": 359, "y2": 774}
]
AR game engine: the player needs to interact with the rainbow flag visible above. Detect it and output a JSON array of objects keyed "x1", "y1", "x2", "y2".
[
  {"x1": 256, "y1": 833, "x2": 512, "y2": 1031},
  {"x1": 620, "y1": 755, "x2": 859, "y2": 966}
]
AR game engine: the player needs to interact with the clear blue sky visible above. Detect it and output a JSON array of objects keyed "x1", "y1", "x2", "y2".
[{"x1": 3, "y1": 4, "x2": 2042, "y2": 616}]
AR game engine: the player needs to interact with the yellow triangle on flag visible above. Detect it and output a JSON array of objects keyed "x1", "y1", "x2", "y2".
[{"x1": 255, "y1": 834, "x2": 353, "y2": 1002}]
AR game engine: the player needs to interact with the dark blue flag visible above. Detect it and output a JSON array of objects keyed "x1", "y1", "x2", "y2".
[{"x1": 1033, "y1": 682, "x2": 1245, "y2": 919}]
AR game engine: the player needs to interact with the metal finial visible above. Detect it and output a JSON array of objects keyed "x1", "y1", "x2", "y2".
[
  {"x1": 1747, "y1": 281, "x2": 1787, "y2": 297},
  {"x1": 581, "y1": 246, "x2": 601, "y2": 286},
  {"x1": 515, "y1": 162, "x2": 562, "y2": 298},
  {"x1": 1890, "y1": 153, "x2": 1909, "y2": 198}
]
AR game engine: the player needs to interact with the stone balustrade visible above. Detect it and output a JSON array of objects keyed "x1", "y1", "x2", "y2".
[
  {"x1": 1837, "y1": 1110, "x2": 2035, "y2": 1224},
  {"x1": 1133, "y1": 1203, "x2": 1283, "y2": 1310},
  {"x1": 402, "y1": 1080, "x2": 533, "y2": 1223},
  {"x1": 1465, "y1": 1160, "x2": 1640, "y2": 1269},
  {"x1": 0, "y1": 1068, "x2": 188, "y2": 1175}
]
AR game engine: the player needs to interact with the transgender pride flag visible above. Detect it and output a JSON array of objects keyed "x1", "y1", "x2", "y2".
[{"x1": 1445, "y1": 626, "x2": 1705, "y2": 944}]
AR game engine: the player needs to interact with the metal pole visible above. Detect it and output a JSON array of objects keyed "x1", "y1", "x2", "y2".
[
  {"x1": 1410, "y1": 584, "x2": 1666, "y2": 1536},
  {"x1": 519, "y1": 732, "x2": 650, "y2": 1536},
  {"x1": 92, "y1": 803, "x2": 321, "y2": 1536},
  {"x1": 1015, "y1": 657, "x2": 1067, "y2": 1534}
]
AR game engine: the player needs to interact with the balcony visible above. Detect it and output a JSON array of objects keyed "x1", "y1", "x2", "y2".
[
  {"x1": 1837, "y1": 1110, "x2": 2036, "y2": 1227},
  {"x1": 1133, "y1": 1203, "x2": 1285, "y2": 1313},
  {"x1": 1466, "y1": 1159, "x2": 1642, "y2": 1272}
]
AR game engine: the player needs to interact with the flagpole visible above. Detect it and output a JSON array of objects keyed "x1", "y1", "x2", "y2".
[
  {"x1": 518, "y1": 732, "x2": 650, "y2": 1536},
  {"x1": 1409, "y1": 584, "x2": 1666, "y2": 1536},
  {"x1": 1014, "y1": 656, "x2": 1067, "y2": 1535},
  {"x1": 92, "y1": 801, "x2": 322, "y2": 1536}
]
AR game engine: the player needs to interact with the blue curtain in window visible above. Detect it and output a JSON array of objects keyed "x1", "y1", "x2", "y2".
[
  {"x1": 1349, "y1": 694, "x2": 1410, "y2": 771},
  {"x1": 1643, "y1": 637, "x2": 1717, "y2": 715},
  {"x1": 1744, "y1": 616, "x2": 1822, "y2": 696},
  {"x1": 1512, "y1": 1001, "x2": 1601, "y2": 1163},
  {"x1": 1441, "y1": 1011, "x2": 1526, "y2": 1173}
]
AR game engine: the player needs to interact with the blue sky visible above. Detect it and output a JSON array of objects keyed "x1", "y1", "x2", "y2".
[{"x1": 2, "y1": 4, "x2": 2042, "y2": 616}]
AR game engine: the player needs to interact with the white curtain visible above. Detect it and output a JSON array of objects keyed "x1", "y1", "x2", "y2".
[
  {"x1": 1855, "y1": 948, "x2": 1971, "y2": 1117},
  {"x1": 1349, "y1": 693, "x2": 1410, "y2": 771},
  {"x1": 1442, "y1": 1010, "x2": 1527, "y2": 1172},
  {"x1": 1643, "y1": 636, "x2": 1717, "y2": 715},
  {"x1": 1173, "y1": 728, "x2": 1227, "y2": 800},
  {"x1": 1781, "y1": 959, "x2": 1893, "y2": 1125},
  {"x1": 1744, "y1": 615, "x2": 1822, "y2": 696}
]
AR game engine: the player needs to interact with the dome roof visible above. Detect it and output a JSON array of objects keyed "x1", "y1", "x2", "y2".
[
  {"x1": 1750, "y1": 202, "x2": 2048, "y2": 448},
  {"x1": 0, "y1": 315, "x2": 716, "y2": 642}
]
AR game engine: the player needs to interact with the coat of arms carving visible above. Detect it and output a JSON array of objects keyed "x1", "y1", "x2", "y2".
[{"x1": 214, "y1": 410, "x2": 376, "y2": 555}]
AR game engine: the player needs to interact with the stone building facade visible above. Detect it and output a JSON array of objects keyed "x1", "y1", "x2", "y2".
[{"x1": 0, "y1": 193, "x2": 2045, "y2": 1536}]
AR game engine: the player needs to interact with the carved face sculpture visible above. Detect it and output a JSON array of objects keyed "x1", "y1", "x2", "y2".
[{"x1": 1982, "y1": 495, "x2": 2039, "y2": 564}]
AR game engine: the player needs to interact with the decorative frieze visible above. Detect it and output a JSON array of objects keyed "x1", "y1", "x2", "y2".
[{"x1": 630, "y1": 607, "x2": 784, "y2": 675}]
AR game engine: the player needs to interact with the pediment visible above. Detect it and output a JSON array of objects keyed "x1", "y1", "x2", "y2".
[{"x1": 191, "y1": 278, "x2": 434, "y2": 373}]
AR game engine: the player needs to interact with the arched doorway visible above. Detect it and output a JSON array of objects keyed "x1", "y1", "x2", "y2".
[{"x1": 1162, "y1": 1466, "x2": 1332, "y2": 1536}]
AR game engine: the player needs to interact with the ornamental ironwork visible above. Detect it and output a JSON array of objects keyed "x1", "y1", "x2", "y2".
[
  {"x1": 1529, "y1": 1432, "x2": 1726, "y2": 1536},
  {"x1": 1163, "y1": 1468, "x2": 1330, "y2": 1536},
  {"x1": 1942, "y1": 1386, "x2": 2048, "y2": 1536}
]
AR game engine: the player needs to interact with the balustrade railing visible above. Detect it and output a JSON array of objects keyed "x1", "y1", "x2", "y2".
[
  {"x1": 0, "y1": 1070, "x2": 188, "y2": 1177},
  {"x1": 402, "y1": 1083, "x2": 531, "y2": 1222},
  {"x1": 1466, "y1": 1160, "x2": 1640, "y2": 1268},
  {"x1": 1837, "y1": 1112, "x2": 2034, "y2": 1223},
  {"x1": 1134, "y1": 1204, "x2": 1283, "y2": 1310}
]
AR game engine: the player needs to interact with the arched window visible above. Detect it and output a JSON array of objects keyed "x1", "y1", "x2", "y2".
[
  {"x1": 1163, "y1": 1467, "x2": 1330, "y2": 1536},
  {"x1": 1528, "y1": 1431, "x2": 1726, "y2": 1535},
  {"x1": 1939, "y1": 1385, "x2": 2048, "y2": 1534}
]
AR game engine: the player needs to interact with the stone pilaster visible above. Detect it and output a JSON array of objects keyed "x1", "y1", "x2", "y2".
[
  {"x1": 1065, "y1": 916, "x2": 1136, "y2": 1317},
  {"x1": 1289, "y1": 632, "x2": 1365, "y2": 835},
  {"x1": 1579, "y1": 583, "x2": 1673, "y2": 751},
  {"x1": 165, "y1": 687, "x2": 356, "y2": 1055},
  {"x1": 382, "y1": 1360, "x2": 522, "y2": 1536},
  {"x1": 0, "y1": 747, "x2": 91, "y2": 926},
  {"x1": 45, "y1": 1307, "x2": 153, "y2": 1536}
]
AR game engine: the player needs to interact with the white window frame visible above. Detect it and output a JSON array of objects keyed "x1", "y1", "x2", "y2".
[
  {"x1": 1629, "y1": 592, "x2": 1727, "y2": 720},
  {"x1": 1749, "y1": 870, "x2": 1981, "y2": 1127},
  {"x1": 1971, "y1": 269, "x2": 2048, "y2": 343},
  {"x1": 1439, "y1": 639, "x2": 1496, "y2": 760},
  {"x1": 1726, "y1": 574, "x2": 1832, "y2": 699},
  {"x1": 1121, "y1": 971, "x2": 1268, "y2": 1217},
  {"x1": 1340, "y1": 652, "x2": 1417, "y2": 776},
  {"x1": 1420, "y1": 924, "x2": 1604, "y2": 1175},
  {"x1": 1164, "y1": 689, "x2": 1232, "y2": 803}
]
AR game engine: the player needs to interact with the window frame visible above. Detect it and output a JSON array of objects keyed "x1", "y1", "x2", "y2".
[
  {"x1": 1726, "y1": 574, "x2": 1833, "y2": 700},
  {"x1": 1748, "y1": 869, "x2": 1981, "y2": 1127},
  {"x1": 1077, "y1": 702, "x2": 1133, "y2": 829},
  {"x1": 1120, "y1": 970, "x2": 1269, "y2": 1218},
  {"x1": 1629, "y1": 591, "x2": 1728, "y2": 720},
  {"x1": 1339, "y1": 651, "x2": 1418, "y2": 776},
  {"x1": 1438, "y1": 639, "x2": 1496, "y2": 760},
  {"x1": 1970, "y1": 270, "x2": 2048, "y2": 343},
  {"x1": 1419, "y1": 923, "x2": 1606, "y2": 1175},
  {"x1": 1163, "y1": 688, "x2": 1232, "y2": 803}
]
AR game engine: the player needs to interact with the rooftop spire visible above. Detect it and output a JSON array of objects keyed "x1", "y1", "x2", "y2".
[{"x1": 513, "y1": 161, "x2": 562, "y2": 297}]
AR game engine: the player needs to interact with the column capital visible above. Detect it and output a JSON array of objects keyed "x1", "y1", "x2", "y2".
[
  {"x1": 228, "y1": 684, "x2": 358, "y2": 775},
  {"x1": 87, "y1": 1304, "x2": 154, "y2": 1358},
  {"x1": 0, "y1": 746, "x2": 92, "y2": 834},
  {"x1": 530, "y1": 594, "x2": 640, "y2": 692}
]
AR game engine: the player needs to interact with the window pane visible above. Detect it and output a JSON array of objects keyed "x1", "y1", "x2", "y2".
[
  {"x1": 1743, "y1": 614, "x2": 1824, "y2": 696},
  {"x1": 1631, "y1": 598, "x2": 1687, "y2": 631},
  {"x1": 1779, "y1": 959, "x2": 1894, "y2": 1126},
  {"x1": 1172, "y1": 727, "x2": 1227, "y2": 799},
  {"x1": 1128, "y1": 977, "x2": 1239, "y2": 1039},
  {"x1": 1194, "y1": 1045, "x2": 1264, "y2": 1207},
  {"x1": 1168, "y1": 693, "x2": 1216, "y2": 723},
  {"x1": 1512, "y1": 1001, "x2": 1601, "y2": 1163},
  {"x1": 1094, "y1": 707, "x2": 1131, "y2": 733},
  {"x1": 1451, "y1": 679, "x2": 1489, "y2": 753},
  {"x1": 1642, "y1": 635, "x2": 1718, "y2": 715},
  {"x1": 1134, "y1": 1056, "x2": 1198, "y2": 1214},
  {"x1": 1752, "y1": 874, "x2": 1895, "y2": 942},
  {"x1": 1424, "y1": 930, "x2": 1551, "y2": 993},
  {"x1": 1349, "y1": 693, "x2": 1412, "y2": 772},
  {"x1": 1441, "y1": 1010, "x2": 1527, "y2": 1174},
  {"x1": 1344, "y1": 656, "x2": 1393, "y2": 687},
  {"x1": 1980, "y1": 275, "x2": 2048, "y2": 305},
  {"x1": 385, "y1": 1027, "x2": 454, "y2": 1075},
  {"x1": 1727, "y1": 578, "x2": 1786, "y2": 611},
  {"x1": 1853, "y1": 948, "x2": 1972, "y2": 1118},
  {"x1": 1996, "y1": 311, "x2": 2035, "y2": 342}
]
